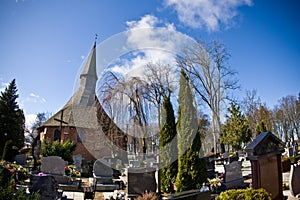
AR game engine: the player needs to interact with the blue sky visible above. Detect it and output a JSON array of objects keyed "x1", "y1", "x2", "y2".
[{"x1": 0, "y1": 0, "x2": 299, "y2": 127}]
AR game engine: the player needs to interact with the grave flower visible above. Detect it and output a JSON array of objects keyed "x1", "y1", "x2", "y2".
[
  {"x1": 64, "y1": 166, "x2": 70, "y2": 176},
  {"x1": 0, "y1": 161, "x2": 29, "y2": 184},
  {"x1": 66, "y1": 165, "x2": 81, "y2": 177},
  {"x1": 207, "y1": 177, "x2": 222, "y2": 193}
]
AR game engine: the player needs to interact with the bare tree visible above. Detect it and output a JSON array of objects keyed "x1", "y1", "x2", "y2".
[
  {"x1": 276, "y1": 95, "x2": 300, "y2": 141},
  {"x1": 177, "y1": 39, "x2": 239, "y2": 153},
  {"x1": 242, "y1": 90, "x2": 261, "y2": 138},
  {"x1": 273, "y1": 106, "x2": 290, "y2": 142},
  {"x1": 143, "y1": 62, "x2": 177, "y2": 129}
]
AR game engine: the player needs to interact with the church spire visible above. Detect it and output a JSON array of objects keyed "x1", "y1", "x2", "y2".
[{"x1": 75, "y1": 42, "x2": 98, "y2": 106}]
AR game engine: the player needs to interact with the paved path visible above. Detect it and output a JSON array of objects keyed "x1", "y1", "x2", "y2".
[{"x1": 63, "y1": 191, "x2": 106, "y2": 200}]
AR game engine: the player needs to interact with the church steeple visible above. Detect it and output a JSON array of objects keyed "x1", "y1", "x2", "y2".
[{"x1": 74, "y1": 43, "x2": 98, "y2": 106}]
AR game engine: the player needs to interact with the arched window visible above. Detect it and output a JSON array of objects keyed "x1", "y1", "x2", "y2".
[{"x1": 54, "y1": 129, "x2": 61, "y2": 141}]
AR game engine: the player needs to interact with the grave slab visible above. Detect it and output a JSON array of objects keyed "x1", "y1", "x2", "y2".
[{"x1": 289, "y1": 164, "x2": 300, "y2": 197}]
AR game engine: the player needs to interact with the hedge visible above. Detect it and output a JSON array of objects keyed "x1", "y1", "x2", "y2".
[{"x1": 215, "y1": 188, "x2": 271, "y2": 200}]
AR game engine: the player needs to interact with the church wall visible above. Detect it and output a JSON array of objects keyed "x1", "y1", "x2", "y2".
[{"x1": 39, "y1": 126, "x2": 96, "y2": 161}]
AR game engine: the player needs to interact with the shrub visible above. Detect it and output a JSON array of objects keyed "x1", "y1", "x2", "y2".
[
  {"x1": 41, "y1": 138, "x2": 76, "y2": 163},
  {"x1": 289, "y1": 155, "x2": 300, "y2": 164},
  {"x1": 2, "y1": 140, "x2": 18, "y2": 162},
  {"x1": 0, "y1": 186, "x2": 40, "y2": 200},
  {"x1": 215, "y1": 188, "x2": 271, "y2": 200},
  {"x1": 281, "y1": 155, "x2": 300, "y2": 172}
]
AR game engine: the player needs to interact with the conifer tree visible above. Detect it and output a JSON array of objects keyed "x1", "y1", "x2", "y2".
[
  {"x1": 221, "y1": 103, "x2": 252, "y2": 151},
  {"x1": 0, "y1": 79, "x2": 25, "y2": 158},
  {"x1": 175, "y1": 70, "x2": 207, "y2": 192},
  {"x1": 256, "y1": 120, "x2": 267, "y2": 135},
  {"x1": 159, "y1": 96, "x2": 178, "y2": 193}
]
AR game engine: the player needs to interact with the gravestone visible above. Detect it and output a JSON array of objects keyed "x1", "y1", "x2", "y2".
[
  {"x1": 15, "y1": 154, "x2": 26, "y2": 165},
  {"x1": 41, "y1": 156, "x2": 70, "y2": 184},
  {"x1": 29, "y1": 174, "x2": 58, "y2": 200},
  {"x1": 73, "y1": 154, "x2": 82, "y2": 171},
  {"x1": 294, "y1": 143, "x2": 299, "y2": 155},
  {"x1": 223, "y1": 161, "x2": 245, "y2": 189},
  {"x1": 81, "y1": 160, "x2": 94, "y2": 177},
  {"x1": 41, "y1": 156, "x2": 67, "y2": 175},
  {"x1": 93, "y1": 159, "x2": 119, "y2": 191},
  {"x1": 205, "y1": 155, "x2": 216, "y2": 178},
  {"x1": 127, "y1": 167, "x2": 157, "y2": 198},
  {"x1": 245, "y1": 132, "x2": 284, "y2": 200},
  {"x1": 222, "y1": 152, "x2": 229, "y2": 164},
  {"x1": 289, "y1": 164, "x2": 300, "y2": 197}
]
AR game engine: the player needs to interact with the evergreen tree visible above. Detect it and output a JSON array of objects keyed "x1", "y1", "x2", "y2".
[
  {"x1": 175, "y1": 70, "x2": 207, "y2": 192},
  {"x1": 0, "y1": 79, "x2": 25, "y2": 158},
  {"x1": 220, "y1": 103, "x2": 252, "y2": 151},
  {"x1": 256, "y1": 120, "x2": 268, "y2": 135},
  {"x1": 159, "y1": 96, "x2": 178, "y2": 193}
]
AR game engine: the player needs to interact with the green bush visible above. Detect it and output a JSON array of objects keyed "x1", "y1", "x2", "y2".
[
  {"x1": 0, "y1": 186, "x2": 40, "y2": 200},
  {"x1": 289, "y1": 155, "x2": 300, "y2": 164},
  {"x1": 215, "y1": 188, "x2": 271, "y2": 200},
  {"x1": 41, "y1": 138, "x2": 76, "y2": 163},
  {"x1": 2, "y1": 140, "x2": 18, "y2": 162},
  {"x1": 281, "y1": 155, "x2": 300, "y2": 172}
]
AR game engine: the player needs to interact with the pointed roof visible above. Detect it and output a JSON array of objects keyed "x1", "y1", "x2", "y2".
[
  {"x1": 41, "y1": 44, "x2": 97, "y2": 128},
  {"x1": 245, "y1": 132, "x2": 284, "y2": 157},
  {"x1": 80, "y1": 43, "x2": 97, "y2": 80}
]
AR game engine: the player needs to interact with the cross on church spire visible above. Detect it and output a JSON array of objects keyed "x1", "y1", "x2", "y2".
[{"x1": 94, "y1": 34, "x2": 98, "y2": 47}]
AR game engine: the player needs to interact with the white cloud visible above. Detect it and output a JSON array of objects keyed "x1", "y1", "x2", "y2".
[
  {"x1": 25, "y1": 114, "x2": 37, "y2": 129},
  {"x1": 107, "y1": 15, "x2": 194, "y2": 79},
  {"x1": 164, "y1": 0, "x2": 253, "y2": 31},
  {"x1": 21, "y1": 93, "x2": 47, "y2": 106},
  {"x1": 126, "y1": 14, "x2": 159, "y2": 29},
  {"x1": 30, "y1": 93, "x2": 39, "y2": 98}
]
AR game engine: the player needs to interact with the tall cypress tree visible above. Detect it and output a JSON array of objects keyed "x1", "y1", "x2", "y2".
[
  {"x1": 0, "y1": 79, "x2": 25, "y2": 159},
  {"x1": 175, "y1": 70, "x2": 207, "y2": 192},
  {"x1": 159, "y1": 96, "x2": 178, "y2": 193}
]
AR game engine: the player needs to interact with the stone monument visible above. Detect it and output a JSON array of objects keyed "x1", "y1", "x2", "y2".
[
  {"x1": 289, "y1": 164, "x2": 300, "y2": 198},
  {"x1": 41, "y1": 156, "x2": 70, "y2": 184},
  {"x1": 245, "y1": 132, "x2": 284, "y2": 200},
  {"x1": 93, "y1": 159, "x2": 119, "y2": 191},
  {"x1": 223, "y1": 161, "x2": 245, "y2": 189}
]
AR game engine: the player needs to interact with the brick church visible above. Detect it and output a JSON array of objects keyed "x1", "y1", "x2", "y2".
[{"x1": 38, "y1": 42, "x2": 128, "y2": 162}]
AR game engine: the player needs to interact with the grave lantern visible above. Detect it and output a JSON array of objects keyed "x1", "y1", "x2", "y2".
[{"x1": 245, "y1": 132, "x2": 284, "y2": 200}]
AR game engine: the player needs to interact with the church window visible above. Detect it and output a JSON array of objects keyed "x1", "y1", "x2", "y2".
[{"x1": 54, "y1": 129, "x2": 61, "y2": 141}]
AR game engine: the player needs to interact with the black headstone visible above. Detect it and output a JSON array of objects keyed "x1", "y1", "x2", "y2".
[{"x1": 29, "y1": 175, "x2": 58, "y2": 200}]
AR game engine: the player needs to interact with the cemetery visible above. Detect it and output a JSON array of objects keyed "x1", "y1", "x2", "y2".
[
  {"x1": 2, "y1": 128, "x2": 300, "y2": 200},
  {"x1": 0, "y1": 42, "x2": 299, "y2": 200}
]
